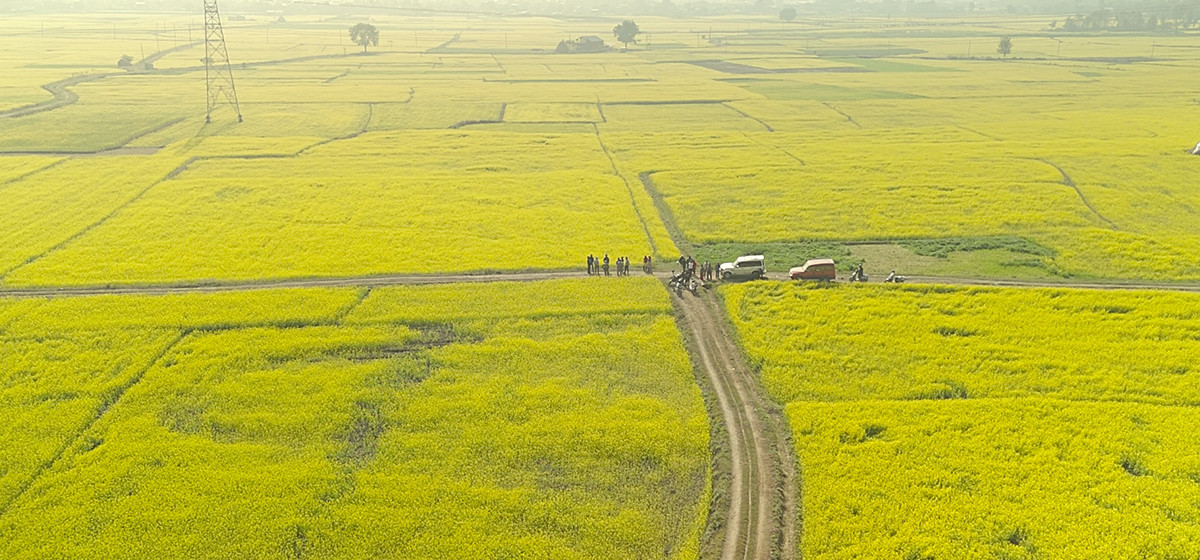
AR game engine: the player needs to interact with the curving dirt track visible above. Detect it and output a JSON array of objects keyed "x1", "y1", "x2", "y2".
[
  {"x1": 0, "y1": 74, "x2": 106, "y2": 119},
  {"x1": 669, "y1": 282, "x2": 795, "y2": 560}
]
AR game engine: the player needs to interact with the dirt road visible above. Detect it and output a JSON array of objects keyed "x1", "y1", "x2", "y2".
[{"x1": 669, "y1": 283, "x2": 795, "y2": 560}]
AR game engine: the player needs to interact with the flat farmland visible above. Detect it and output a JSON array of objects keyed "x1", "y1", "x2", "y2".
[
  {"x1": 4, "y1": 8, "x2": 1200, "y2": 560},
  {"x1": 5, "y1": 13, "x2": 1196, "y2": 284},
  {"x1": 725, "y1": 282, "x2": 1200, "y2": 558},
  {"x1": 0, "y1": 278, "x2": 709, "y2": 559}
]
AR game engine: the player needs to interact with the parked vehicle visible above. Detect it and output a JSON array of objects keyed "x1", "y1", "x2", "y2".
[
  {"x1": 789, "y1": 258, "x2": 836, "y2": 281},
  {"x1": 719, "y1": 255, "x2": 765, "y2": 281}
]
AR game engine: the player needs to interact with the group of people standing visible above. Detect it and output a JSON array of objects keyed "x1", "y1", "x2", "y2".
[
  {"x1": 677, "y1": 256, "x2": 717, "y2": 282},
  {"x1": 585, "y1": 255, "x2": 643, "y2": 277}
]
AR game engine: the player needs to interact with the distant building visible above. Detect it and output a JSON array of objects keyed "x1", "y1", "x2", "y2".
[
  {"x1": 576, "y1": 36, "x2": 606, "y2": 52},
  {"x1": 556, "y1": 36, "x2": 609, "y2": 54}
]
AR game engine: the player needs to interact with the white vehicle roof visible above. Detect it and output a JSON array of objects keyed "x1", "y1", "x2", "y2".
[{"x1": 735, "y1": 255, "x2": 765, "y2": 264}]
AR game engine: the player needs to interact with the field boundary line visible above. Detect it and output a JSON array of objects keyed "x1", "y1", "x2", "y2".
[
  {"x1": 333, "y1": 287, "x2": 374, "y2": 322},
  {"x1": 643, "y1": 157, "x2": 791, "y2": 557},
  {"x1": 638, "y1": 171, "x2": 696, "y2": 255},
  {"x1": 0, "y1": 158, "x2": 195, "y2": 281},
  {"x1": 295, "y1": 103, "x2": 375, "y2": 155},
  {"x1": 0, "y1": 331, "x2": 188, "y2": 521},
  {"x1": 820, "y1": 102, "x2": 861, "y2": 128},
  {"x1": 591, "y1": 125, "x2": 661, "y2": 258},
  {"x1": 955, "y1": 124, "x2": 1002, "y2": 141},
  {"x1": 0, "y1": 159, "x2": 70, "y2": 188},
  {"x1": 738, "y1": 132, "x2": 806, "y2": 166},
  {"x1": 605, "y1": 99, "x2": 733, "y2": 106},
  {"x1": 449, "y1": 102, "x2": 506, "y2": 129},
  {"x1": 1033, "y1": 158, "x2": 1119, "y2": 230},
  {"x1": 723, "y1": 103, "x2": 774, "y2": 132}
]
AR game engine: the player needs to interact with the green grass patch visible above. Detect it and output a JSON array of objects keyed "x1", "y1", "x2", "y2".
[
  {"x1": 692, "y1": 241, "x2": 853, "y2": 272},
  {"x1": 899, "y1": 236, "x2": 1055, "y2": 259}
]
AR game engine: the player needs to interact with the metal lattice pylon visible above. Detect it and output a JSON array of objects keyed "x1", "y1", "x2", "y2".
[{"x1": 204, "y1": 0, "x2": 242, "y2": 123}]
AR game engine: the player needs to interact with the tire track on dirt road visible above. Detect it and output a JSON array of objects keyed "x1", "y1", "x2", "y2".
[{"x1": 670, "y1": 282, "x2": 795, "y2": 560}]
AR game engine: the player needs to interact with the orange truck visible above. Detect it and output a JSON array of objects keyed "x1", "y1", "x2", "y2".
[{"x1": 789, "y1": 258, "x2": 837, "y2": 281}]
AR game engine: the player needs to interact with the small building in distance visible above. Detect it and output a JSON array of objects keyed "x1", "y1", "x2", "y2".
[{"x1": 556, "y1": 36, "x2": 609, "y2": 54}]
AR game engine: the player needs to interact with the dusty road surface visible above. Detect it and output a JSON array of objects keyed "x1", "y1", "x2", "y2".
[{"x1": 667, "y1": 282, "x2": 797, "y2": 560}]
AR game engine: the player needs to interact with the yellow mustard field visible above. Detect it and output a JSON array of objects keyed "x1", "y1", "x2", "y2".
[
  {"x1": 2, "y1": 13, "x2": 1198, "y2": 284},
  {"x1": 0, "y1": 278, "x2": 709, "y2": 559},
  {"x1": 724, "y1": 282, "x2": 1200, "y2": 558}
]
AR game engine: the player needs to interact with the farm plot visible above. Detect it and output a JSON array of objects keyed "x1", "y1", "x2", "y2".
[
  {"x1": 0, "y1": 278, "x2": 710, "y2": 560},
  {"x1": 2, "y1": 129, "x2": 676, "y2": 286},
  {"x1": 645, "y1": 128, "x2": 1200, "y2": 279},
  {"x1": 0, "y1": 102, "x2": 185, "y2": 153},
  {"x1": 794, "y1": 399, "x2": 1200, "y2": 559},
  {"x1": 0, "y1": 157, "x2": 64, "y2": 183},
  {"x1": 0, "y1": 155, "x2": 188, "y2": 279},
  {"x1": 723, "y1": 282, "x2": 1200, "y2": 558}
]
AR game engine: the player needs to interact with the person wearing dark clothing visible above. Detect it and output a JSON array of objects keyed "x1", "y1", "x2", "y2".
[
  {"x1": 603, "y1": 254, "x2": 610, "y2": 276},
  {"x1": 587, "y1": 255, "x2": 594, "y2": 275}
]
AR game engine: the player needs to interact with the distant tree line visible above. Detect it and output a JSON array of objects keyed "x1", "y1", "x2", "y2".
[{"x1": 1052, "y1": 1, "x2": 1200, "y2": 32}]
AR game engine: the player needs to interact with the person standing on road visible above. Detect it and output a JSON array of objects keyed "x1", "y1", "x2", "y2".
[
  {"x1": 587, "y1": 255, "x2": 594, "y2": 275},
  {"x1": 603, "y1": 254, "x2": 610, "y2": 276}
]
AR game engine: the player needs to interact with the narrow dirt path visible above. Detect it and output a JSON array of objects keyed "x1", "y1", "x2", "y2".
[
  {"x1": 0, "y1": 74, "x2": 106, "y2": 119},
  {"x1": 669, "y1": 284, "x2": 795, "y2": 560},
  {"x1": 6, "y1": 269, "x2": 1198, "y2": 299}
]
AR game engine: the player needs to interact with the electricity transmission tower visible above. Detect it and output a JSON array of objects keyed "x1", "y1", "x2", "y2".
[{"x1": 203, "y1": 0, "x2": 242, "y2": 123}]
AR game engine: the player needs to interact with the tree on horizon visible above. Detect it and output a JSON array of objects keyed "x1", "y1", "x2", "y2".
[
  {"x1": 613, "y1": 20, "x2": 640, "y2": 49},
  {"x1": 350, "y1": 23, "x2": 379, "y2": 53}
]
